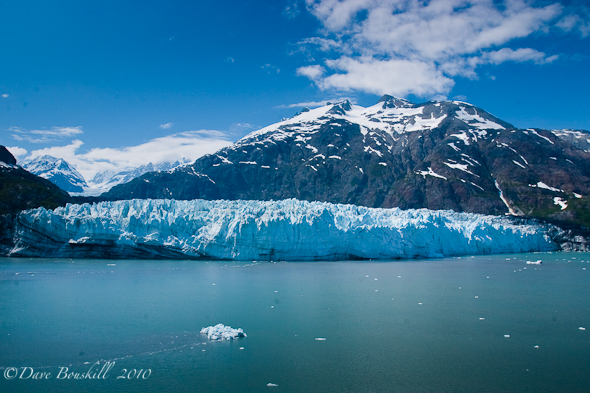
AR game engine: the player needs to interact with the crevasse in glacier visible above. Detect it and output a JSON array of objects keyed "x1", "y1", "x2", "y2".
[{"x1": 8, "y1": 198, "x2": 557, "y2": 260}]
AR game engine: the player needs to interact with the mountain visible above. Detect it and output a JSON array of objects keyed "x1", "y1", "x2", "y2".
[
  {"x1": 4, "y1": 198, "x2": 556, "y2": 259},
  {"x1": 104, "y1": 95, "x2": 590, "y2": 228},
  {"x1": 23, "y1": 155, "x2": 88, "y2": 193},
  {"x1": 20, "y1": 155, "x2": 188, "y2": 196},
  {"x1": 0, "y1": 147, "x2": 73, "y2": 215},
  {"x1": 82, "y1": 161, "x2": 186, "y2": 196}
]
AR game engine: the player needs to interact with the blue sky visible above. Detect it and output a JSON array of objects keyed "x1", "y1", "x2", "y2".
[{"x1": 1, "y1": 0, "x2": 589, "y2": 179}]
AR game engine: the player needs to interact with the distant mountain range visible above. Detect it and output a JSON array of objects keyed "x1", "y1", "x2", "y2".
[
  {"x1": 102, "y1": 95, "x2": 590, "y2": 228},
  {"x1": 22, "y1": 156, "x2": 187, "y2": 196},
  {"x1": 83, "y1": 161, "x2": 186, "y2": 196}
]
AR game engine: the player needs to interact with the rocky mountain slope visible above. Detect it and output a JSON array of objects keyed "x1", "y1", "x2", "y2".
[{"x1": 103, "y1": 96, "x2": 590, "y2": 228}]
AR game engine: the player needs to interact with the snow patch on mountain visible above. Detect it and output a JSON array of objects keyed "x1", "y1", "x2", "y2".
[{"x1": 7, "y1": 198, "x2": 557, "y2": 260}]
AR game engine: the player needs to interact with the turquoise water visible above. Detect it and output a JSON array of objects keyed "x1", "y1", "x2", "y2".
[{"x1": 0, "y1": 253, "x2": 589, "y2": 392}]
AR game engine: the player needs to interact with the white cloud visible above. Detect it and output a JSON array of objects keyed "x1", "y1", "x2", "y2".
[
  {"x1": 261, "y1": 64, "x2": 280, "y2": 74},
  {"x1": 318, "y1": 57, "x2": 454, "y2": 96},
  {"x1": 556, "y1": 12, "x2": 590, "y2": 37},
  {"x1": 159, "y1": 122, "x2": 173, "y2": 129},
  {"x1": 298, "y1": 0, "x2": 569, "y2": 97},
  {"x1": 23, "y1": 130, "x2": 232, "y2": 181},
  {"x1": 481, "y1": 48, "x2": 558, "y2": 65},
  {"x1": 6, "y1": 146, "x2": 27, "y2": 158},
  {"x1": 296, "y1": 64, "x2": 325, "y2": 80},
  {"x1": 10, "y1": 126, "x2": 83, "y2": 143},
  {"x1": 225, "y1": 56, "x2": 235, "y2": 63},
  {"x1": 1, "y1": 94, "x2": 8, "y2": 98}
]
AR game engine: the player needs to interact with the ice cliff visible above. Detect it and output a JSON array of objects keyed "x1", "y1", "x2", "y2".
[{"x1": 6, "y1": 198, "x2": 557, "y2": 260}]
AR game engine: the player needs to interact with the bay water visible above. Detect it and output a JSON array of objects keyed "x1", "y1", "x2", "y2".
[{"x1": 1, "y1": 252, "x2": 589, "y2": 392}]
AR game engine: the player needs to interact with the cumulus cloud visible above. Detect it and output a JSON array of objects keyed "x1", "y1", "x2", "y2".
[
  {"x1": 22, "y1": 130, "x2": 232, "y2": 181},
  {"x1": 297, "y1": 0, "x2": 572, "y2": 97},
  {"x1": 316, "y1": 57, "x2": 454, "y2": 96},
  {"x1": 2, "y1": 94, "x2": 8, "y2": 98},
  {"x1": 6, "y1": 146, "x2": 27, "y2": 158},
  {"x1": 159, "y1": 122, "x2": 173, "y2": 129},
  {"x1": 10, "y1": 126, "x2": 83, "y2": 143},
  {"x1": 296, "y1": 64, "x2": 325, "y2": 80}
]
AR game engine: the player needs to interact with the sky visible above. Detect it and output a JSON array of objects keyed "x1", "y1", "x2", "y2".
[{"x1": 1, "y1": 0, "x2": 589, "y2": 180}]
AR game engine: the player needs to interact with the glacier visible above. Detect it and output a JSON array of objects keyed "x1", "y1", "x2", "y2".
[{"x1": 5, "y1": 198, "x2": 558, "y2": 260}]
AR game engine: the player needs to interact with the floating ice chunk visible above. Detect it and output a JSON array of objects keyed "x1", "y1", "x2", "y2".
[
  {"x1": 580, "y1": 327, "x2": 586, "y2": 331},
  {"x1": 479, "y1": 318, "x2": 485, "y2": 320},
  {"x1": 315, "y1": 337, "x2": 326, "y2": 341},
  {"x1": 504, "y1": 335, "x2": 510, "y2": 338},
  {"x1": 526, "y1": 260, "x2": 542, "y2": 265},
  {"x1": 534, "y1": 345, "x2": 539, "y2": 348},
  {"x1": 267, "y1": 383, "x2": 278, "y2": 387},
  {"x1": 200, "y1": 324, "x2": 247, "y2": 340}
]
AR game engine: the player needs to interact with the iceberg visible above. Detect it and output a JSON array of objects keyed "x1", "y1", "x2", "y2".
[
  {"x1": 6, "y1": 198, "x2": 557, "y2": 260},
  {"x1": 201, "y1": 324, "x2": 247, "y2": 340}
]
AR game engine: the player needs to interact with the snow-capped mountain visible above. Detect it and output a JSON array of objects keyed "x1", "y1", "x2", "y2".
[
  {"x1": 104, "y1": 95, "x2": 590, "y2": 228},
  {"x1": 23, "y1": 155, "x2": 87, "y2": 193},
  {"x1": 20, "y1": 155, "x2": 188, "y2": 196},
  {"x1": 82, "y1": 161, "x2": 186, "y2": 196},
  {"x1": 3, "y1": 198, "x2": 557, "y2": 259}
]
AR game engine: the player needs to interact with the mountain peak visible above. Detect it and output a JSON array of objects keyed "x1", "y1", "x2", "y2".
[
  {"x1": 378, "y1": 95, "x2": 415, "y2": 109},
  {"x1": 23, "y1": 155, "x2": 87, "y2": 193},
  {"x1": 327, "y1": 100, "x2": 353, "y2": 115}
]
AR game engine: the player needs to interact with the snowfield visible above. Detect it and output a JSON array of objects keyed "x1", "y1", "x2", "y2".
[{"x1": 8, "y1": 198, "x2": 557, "y2": 260}]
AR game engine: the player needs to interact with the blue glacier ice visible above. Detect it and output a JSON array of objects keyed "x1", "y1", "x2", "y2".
[{"x1": 7, "y1": 198, "x2": 557, "y2": 260}]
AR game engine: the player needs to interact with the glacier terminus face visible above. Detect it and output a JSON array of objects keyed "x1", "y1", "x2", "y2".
[{"x1": 7, "y1": 198, "x2": 557, "y2": 260}]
